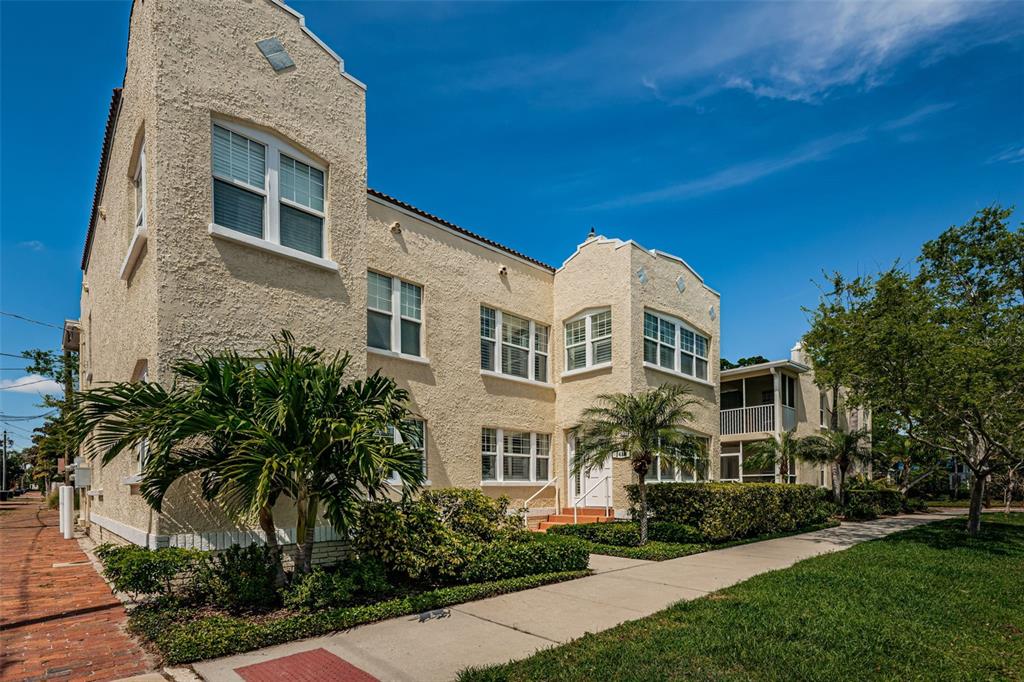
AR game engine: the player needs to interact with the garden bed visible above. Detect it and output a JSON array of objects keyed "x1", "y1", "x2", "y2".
[{"x1": 131, "y1": 569, "x2": 589, "y2": 664}]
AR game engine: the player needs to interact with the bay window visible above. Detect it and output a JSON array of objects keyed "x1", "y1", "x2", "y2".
[
  {"x1": 211, "y1": 121, "x2": 326, "y2": 258},
  {"x1": 643, "y1": 310, "x2": 711, "y2": 381},
  {"x1": 564, "y1": 309, "x2": 612, "y2": 372},
  {"x1": 480, "y1": 428, "x2": 551, "y2": 483},
  {"x1": 368, "y1": 271, "x2": 423, "y2": 357},
  {"x1": 480, "y1": 306, "x2": 549, "y2": 382}
]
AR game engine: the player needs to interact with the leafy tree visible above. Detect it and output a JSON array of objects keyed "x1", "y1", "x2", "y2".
[
  {"x1": 741, "y1": 430, "x2": 801, "y2": 483},
  {"x1": 20, "y1": 348, "x2": 78, "y2": 483},
  {"x1": 720, "y1": 355, "x2": 770, "y2": 371},
  {"x1": 805, "y1": 206, "x2": 1023, "y2": 534},
  {"x1": 572, "y1": 385, "x2": 704, "y2": 544},
  {"x1": 797, "y1": 429, "x2": 872, "y2": 502},
  {"x1": 73, "y1": 331, "x2": 425, "y2": 576},
  {"x1": 868, "y1": 412, "x2": 946, "y2": 495}
]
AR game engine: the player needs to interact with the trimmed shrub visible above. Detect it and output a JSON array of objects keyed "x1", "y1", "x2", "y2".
[
  {"x1": 462, "y1": 535, "x2": 589, "y2": 583},
  {"x1": 282, "y1": 558, "x2": 391, "y2": 612},
  {"x1": 902, "y1": 497, "x2": 928, "y2": 513},
  {"x1": 353, "y1": 489, "x2": 523, "y2": 585},
  {"x1": 95, "y1": 544, "x2": 202, "y2": 601},
  {"x1": 548, "y1": 521, "x2": 701, "y2": 547},
  {"x1": 193, "y1": 544, "x2": 280, "y2": 613},
  {"x1": 628, "y1": 482, "x2": 832, "y2": 542},
  {"x1": 548, "y1": 522, "x2": 642, "y2": 547},
  {"x1": 843, "y1": 497, "x2": 880, "y2": 520},
  {"x1": 845, "y1": 488, "x2": 903, "y2": 516}
]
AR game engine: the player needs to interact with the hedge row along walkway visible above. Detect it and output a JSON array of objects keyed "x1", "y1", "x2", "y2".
[
  {"x1": 193, "y1": 512, "x2": 961, "y2": 682},
  {"x1": 0, "y1": 492, "x2": 154, "y2": 682}
]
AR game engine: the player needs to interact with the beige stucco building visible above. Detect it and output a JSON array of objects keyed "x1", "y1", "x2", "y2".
[{"x1": 69, "y1": 0, "x2": 850, "y2": 551}]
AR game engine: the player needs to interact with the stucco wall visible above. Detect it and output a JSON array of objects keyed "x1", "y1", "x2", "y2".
[
  {"x1": 365, "y1": 198, "x2": 557, "y2": 507},
  {"x1": 80, "y1": 0, "x2": 162, "y2": 536}
]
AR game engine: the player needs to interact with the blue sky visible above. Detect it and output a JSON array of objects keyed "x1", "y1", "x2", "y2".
[{"x1": 1, "y1": 1, "x2": 1022, "y2": 448}]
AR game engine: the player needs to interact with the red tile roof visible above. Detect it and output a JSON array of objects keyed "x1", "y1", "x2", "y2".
[
  {"x1": 81, "y1": 88, "x2": 122, "y2": 272},
  {"x1": 367, "y1": 188, "x2": 555, "y2": 271}
]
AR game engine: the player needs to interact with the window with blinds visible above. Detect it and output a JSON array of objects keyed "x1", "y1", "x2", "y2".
[
  {"x1": 564, "y1": 308, "x2": 612, "y2": 372},
  {"x1": 480, "y1": 306, "x2": 549, "y2": 382},
  {"x1": 211, "y1": 121, "x2": 326, "y2": 258},
  {"x1": 643, "y1": 310, "x2": 711, "y2": 381},
  {"x1": 367, "y1": 271, "x2": 423, "y2": 357},
  {"x1": 480, "y1": 428, "x2": 552, "y2": 483}
]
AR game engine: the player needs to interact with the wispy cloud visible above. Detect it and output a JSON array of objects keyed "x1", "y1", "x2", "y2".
[
  {"x1": 0, "y1": 374, "x2": 63, "y2": 395},
  {"x1": 987, "y1": 143, "x2": 1024, "y2": 165},
  {"x1": 587, "y1": 130, "x2": 868, "y2": 210},
  {"x1": 880, "y1": 102, "x2": 956, "y2": 131},
  {"x1": 18, "y1": 240, "x2": 45, "y2": 252}
]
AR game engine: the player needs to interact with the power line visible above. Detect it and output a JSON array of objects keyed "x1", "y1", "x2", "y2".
[
  {"x1": 0, "y1": 378, "x2": 52, "y2": 391},
  {"x1": 0, "y1": 411, "x2": 57, "y2": 420},
  {"x1": 0, "y1": 312, "x2": 62, "y2": 329}
]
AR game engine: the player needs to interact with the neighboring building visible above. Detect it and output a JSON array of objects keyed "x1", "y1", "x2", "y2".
[
  {"x1": 719, "y1": 342, "x2": 870, "y2": 487},
  {"x1": 70, "y1": 0, "x2": 722, "y2": 553}
]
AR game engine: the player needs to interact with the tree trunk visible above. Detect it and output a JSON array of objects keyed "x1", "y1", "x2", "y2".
[
  {"x1": 779, "y1": 452, "x2": 789, "y2": 483},
  {"x1": 295, "y1": 493, "x2": 319, "y2": 575},
  {"x1": 830, "y1": 462, "x2": 842, "y2": 504},
  {"x1": 258, "y1": 505, "x2": 286, "y2": 586},
  {"x1": 637, "y1": 479, "x2": 649, "y2": 546},
  {"x1": 967, "y1": 474, "x2": 985, "y2": 536}
]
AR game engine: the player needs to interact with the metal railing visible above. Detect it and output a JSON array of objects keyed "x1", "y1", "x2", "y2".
[
  {"x1": 521, "y1": 477, "x2": 560, "y2": 529},
  {"x1": 572, "y1": 475, "x2": 610, "y2": 524},
  {"x1": 720, "y1": 404, "x2": 774, "y2": 435}
]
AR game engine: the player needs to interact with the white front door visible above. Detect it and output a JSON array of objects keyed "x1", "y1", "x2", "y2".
[{"x1": 567, "y1": 434, "x2": 613, "y2": 509}]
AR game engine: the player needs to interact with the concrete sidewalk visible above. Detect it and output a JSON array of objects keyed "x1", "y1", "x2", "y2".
[{"x1": 192, "y1": 512, "x2": 959, "y2": 682}]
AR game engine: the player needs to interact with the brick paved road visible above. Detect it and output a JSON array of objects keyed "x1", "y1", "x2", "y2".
[{"x1": 0, "y1": 493, "x2": 153, "y2": 681}]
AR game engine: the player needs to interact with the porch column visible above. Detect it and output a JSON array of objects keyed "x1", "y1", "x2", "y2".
[{"x1": 771, "y1": 368, "x2": 782, "y2": 483}]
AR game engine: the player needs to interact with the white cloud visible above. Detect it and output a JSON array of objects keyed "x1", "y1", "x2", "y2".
[
  {"x1": 587, "y1": 130, "x2": 868, "y2": 209},
  {"x1": 18, "y1": 240, "x2": 45, "y2": 251},
  {"x1": 987, "y1": 144, "x2": 1024, "y2": 165},
  {"x1": 880, "y1": 102, "x2": 956, "y2": 131},
  {"x1": 0, "y1": 374, "x2": 63, "y2": 395}
]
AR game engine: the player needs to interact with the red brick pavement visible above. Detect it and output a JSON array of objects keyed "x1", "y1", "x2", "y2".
[
  {"x1": 0, "y1": 493, "x2": 153, "y2": 681},
  {"x1": 235, "y1": 648, "x2": 378, "y2": 682}
]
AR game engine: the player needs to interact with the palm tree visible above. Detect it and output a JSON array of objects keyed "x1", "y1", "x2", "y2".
[
  {"x1": 573, "y1": 385, "x2": 704, "y2": 544},
  {"x1": 797, "y1": 428, "x2": 870, "y2": 504},
  {"x1": 742, "y1": 430, "x2": 801, "y2": 483},
  {"x1": 73, "y1": 331, "x2": 424, "y2": 577}
]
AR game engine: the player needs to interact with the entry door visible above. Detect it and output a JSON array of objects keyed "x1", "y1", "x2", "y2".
[{"x1": 567, "y1": 434, "x2": 613, "y2": 509}]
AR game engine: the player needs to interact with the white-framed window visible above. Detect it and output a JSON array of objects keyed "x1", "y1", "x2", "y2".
[
  {"x1": 480, "y1": 306, "x2": 549, "y2": 382},
  {"x1": 819, "y1": 392, "x2": 828, "y2": 427},
  {"x1": 386, "y1": 419, "x2": 426, "y2": 483},
  {"x1": 480, "y1": 428, "x2": 551, "y2": 482},
  {"x1": 211, "y1": 120, "x2": 326, "y2": 258},
  {"x1": 643, "y1": 310, "x2": 710, "y2": 381},
  {"x1": 645, "y1": 436, "x2": 709, "y2": 483},
  {"x1": 367, "y1": 271, "x2": 423, "y2": 357},
  {"x1": 565, "y1": 309, "x2": 611, "y2": 372},
  {"x1": 719, "y1": 442, "x2": 776, "y2": 483},
  {"x1": 134, "y1": 143, "x2": 146, "y2": 232}
]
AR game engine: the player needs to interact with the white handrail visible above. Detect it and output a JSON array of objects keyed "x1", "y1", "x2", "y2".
[
  {"x1": 521, "y1": 477, "x2": 559, "y2": 528},
  {"x1": 573, "y1": 474, "x2": 610, "y2": 524}
]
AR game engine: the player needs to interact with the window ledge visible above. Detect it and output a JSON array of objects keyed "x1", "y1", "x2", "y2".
[
  {"x1": 367, "y1": 347, "x2": 431, "y2": 365},
  {"x1": 480, "y1": 370, "x2": 553, "y2": 389},
  {"x1": 86, "y1": 489, "x2": 104, "y2": 498},
  {"x1": 560, "y1": 362, "x2": 612, "y2": 379},
  {"x1": 388, "y1": 480, "x2": 432, "y2": 487},
  {"x1": 643, "y1": 362, "x2": 714, "y2": 387},
  {"x1": 481, "y1": 480, "x2": 553, "y2": 487},
  {"x1": 121, "y1": 475, "x2": 143, "y2": 486},
  {"x1": 119, "y1": 225, "x2": 148, "y2": 281},
  {"x1": 209, "y1": 223, "x2": 338, "y2": 271}
]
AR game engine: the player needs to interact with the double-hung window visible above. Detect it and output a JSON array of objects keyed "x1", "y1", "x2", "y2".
[
  {"x1": 386, "y1": 419, "x2": 426, "y2": 483},
  {"x1": 819, "y1": 392, "x2": 828, "y2": 428},
  {"x1": 643, "y1": 310, "x2": 710, "y2": 381},
  {"x1": 564, "y1": 309, "x2": 611, "y2": 372},
  {"x1": 211, "y1": 121, "x2": 326, "y2": 258},
  {"x1": 646, "y1": 435, "x2": 709, "y2": 482},
  {"x1": 480, "y1": 306, "x2": 549, "y2": 382},
  {"x1": 480, "y1": 428, "x2": 551, "y2": 483},
  {"x1": 367, "y1": 271, "x2": 423, "y2": 357},
  {"x1": 782, "y1": 375, "x2": 797, "y2": 408},
  {"x1": 134, "y1": 144, "x2": 146, "y2": 233},
  {"x1": 135, "y1": 363, "x2": 149, "y2": 473}
]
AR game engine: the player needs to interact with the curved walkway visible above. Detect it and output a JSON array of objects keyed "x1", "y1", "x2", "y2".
[
  {"x1": 193, "y1": 511, "x2": 960, "y2": 682},
  {"x1": 0, "y1": 492, "x2": 153, "y2": 682}
]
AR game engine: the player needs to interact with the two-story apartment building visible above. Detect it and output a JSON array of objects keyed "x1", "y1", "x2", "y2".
[{"x1": 70, "y1": 0, "x2": 723, "y2": 553}]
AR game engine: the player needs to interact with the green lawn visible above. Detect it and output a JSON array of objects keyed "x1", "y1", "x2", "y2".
[
  {"x1": 461, "y1": 514, "x2": 1024, "y2": 681},
  {"x1": 927, "y1": 499, "x2": 1023, "y2": 509}
]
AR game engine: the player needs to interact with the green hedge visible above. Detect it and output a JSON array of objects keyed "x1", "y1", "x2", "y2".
[
  {"x1": 548, "y1": 521, "x2": 702, "y2": 547},
  {"x1": 462, "y1": 535, "x2": 589, "y2": 583},
  {"x1": 133, "y1": 571, "x2": 590, "y2": 664},
  {"x1": 628, "y1": 482, "x2": 832, "y2": 542}
]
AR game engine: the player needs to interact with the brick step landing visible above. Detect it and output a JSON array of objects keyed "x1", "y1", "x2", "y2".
[{"x1": 533, "y1": 507, "x2": 616, "y2": 532}]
